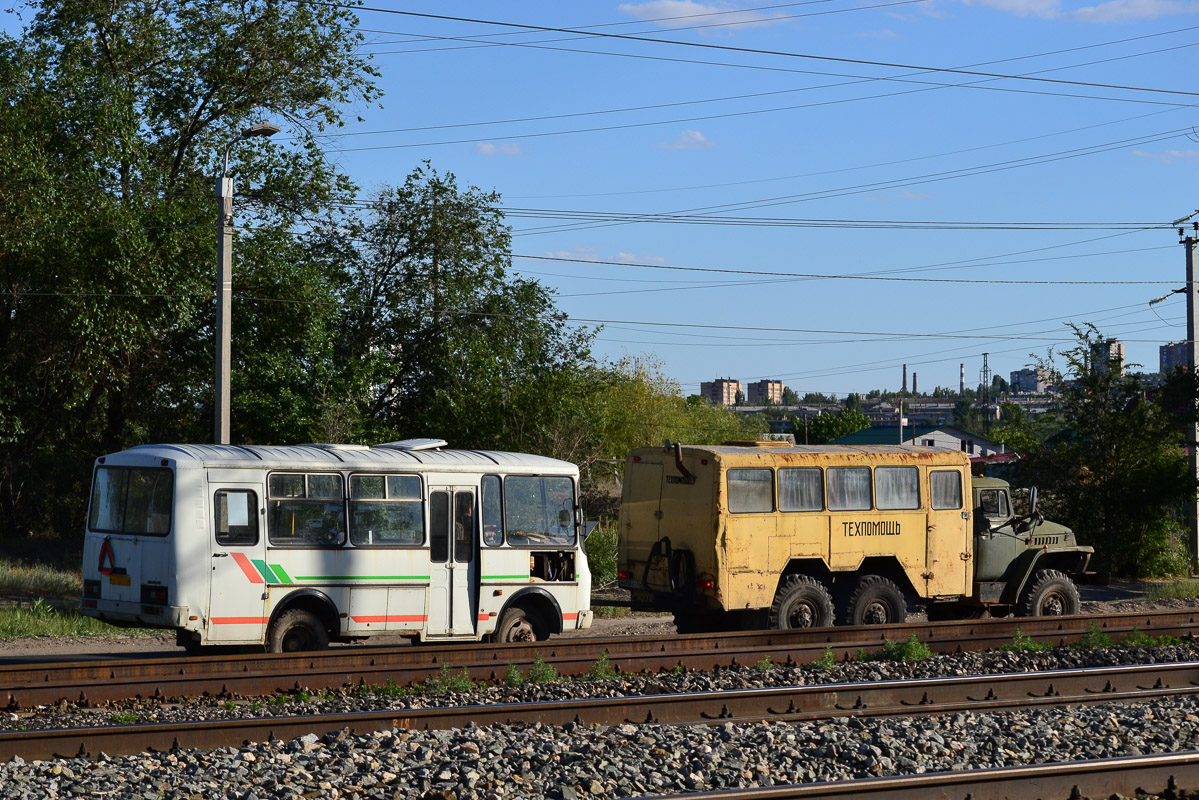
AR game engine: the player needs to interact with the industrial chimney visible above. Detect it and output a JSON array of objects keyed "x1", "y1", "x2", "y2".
[
  {"x1": 902, "y1": 364, "x2": 908, "y2": 393},
  {"x1": 960, "y1": 363, "x2": 965, "y2": 395},
  {"x1": 912, "y1": 372, "x2": 918, "y2": 395}
]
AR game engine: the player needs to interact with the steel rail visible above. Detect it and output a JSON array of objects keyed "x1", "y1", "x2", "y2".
[
  {"x1": 2, "y1": 609, "x2": 1196, "y2": 709},
  {"x1": 636, "y1": 751, "x2": 1199, "y2": 800},
  {"x1": 5, "y1": 659, "x2": 1199, "y2": 761}
]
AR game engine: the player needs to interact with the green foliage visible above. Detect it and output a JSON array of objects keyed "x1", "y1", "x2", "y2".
[
  {"x1": 1117, "y1": 627, "x2": 1181, "y2": 647},
  {"x1": 753, "y1": 656, "x2": 774, "y2": 671},
  {"x1": 1146, "y1": 579, "x2": 1199, "y2": 601},
  {"x1": 526, "y1": 653, "x2": 559, "y2": 684},
  {"x1": 424, "y1": 664, "x2": 477, "y2": 695},
  {"x1": 584, "y1": 521, "x2": 618, "y2": 588},
  {"x1": 583, "y1": 651, "x2": 618, "y2": 681},
  {"x1": 870, "y1": 635, "x2": 933, "y2": 662},
  {"x1": 0, "y1": 559, "x2": 80, "y2": 598},
  {"x1": 800, "y1": 407, "x2": 871, "y2": 444},
  {"x1": 1016, "y1": 325, "x2": 1195, "y2": 577},
  {"x1": 1001, "y1": 628, "x2": 1051, "y2": 652},
  {"x1": 222, "y1": 701, "x2": 237, "y2": 711},
  {"x1": 109, "y1": 712, "x2": 139, "y2": 725},
  {"x1": 808, "y1": 646, "x2": 839, "y2": 671},
  {"x1": 360, "y1": 680, "x2": 415, "y2": 699},
  {"x1": 504, "y1": 663, "x2": 525, "y2": 688},
  {"x1": 1072, "y1": 620, "x2": 1113, "y2": 650}
]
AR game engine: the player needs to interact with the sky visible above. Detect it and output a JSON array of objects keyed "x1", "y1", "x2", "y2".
[{"x1": 18, "y1": 1, "x2": 1199, "y2": 398}]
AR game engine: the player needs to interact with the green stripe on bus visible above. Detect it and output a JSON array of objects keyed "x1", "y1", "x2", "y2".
[
  {"x1": 251, "y1": 559, "x2": 279, "y2": 584},
  {"x1": 292, "y1": 575, "x2": 431, "y2": 581},
  {"x1": 270, "y1": 564, "x2": 294, "y2": 584},
  {"x1": 482, "y1": 575, "x2": 530, "y2": 580}
]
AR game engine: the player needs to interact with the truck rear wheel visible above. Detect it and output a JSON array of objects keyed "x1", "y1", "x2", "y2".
[
  {"x1": 770, "y1": 575, "x2": 835, "y2": 629},
  {"x1": 841, "y1": 575, "x2": 907, "y2": 626},
  {"x1": 1017, "y1": 569, "x2": 1080, "y2": 617}
]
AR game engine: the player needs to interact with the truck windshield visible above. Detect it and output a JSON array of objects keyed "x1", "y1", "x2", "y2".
[{"x1": 978, "y1": 489, "x2": 1009, "y2": 521}]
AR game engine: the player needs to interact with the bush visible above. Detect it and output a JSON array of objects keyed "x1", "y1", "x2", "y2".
[
  {"x1": 585, "y1": 521, "x2": 618, "y2": 587},
  {"x1": 527, "y1": 653, "x2": 559, "y2": 684},
  {"x1": 872, "y1": 634, "x2": 933, "y2": 662}
]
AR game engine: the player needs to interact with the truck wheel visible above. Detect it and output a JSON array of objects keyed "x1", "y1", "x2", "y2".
[
  {"x1": 1018, "y1": 569, "x2": 1081, "y2": 617},
  {"x1": 495, "y1": 606, "x2": 545, "y2": 643},
  {"x1": 267, "y1": 609, "x2": 329, "y2": 653},
  {"x1": 842, "y1": 575, "x2": 907, "y2": 626},
  {"x1": 769, "y1": 575, "x2": 835, "y2": 629}
]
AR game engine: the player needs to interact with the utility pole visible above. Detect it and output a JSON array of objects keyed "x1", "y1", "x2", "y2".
[
  {"x1": 979, "y1": 353, "x2": 992, "y2": 435},
  {"x1": 1182, "y1": 219, "x2": 1199, "y2": 572}
]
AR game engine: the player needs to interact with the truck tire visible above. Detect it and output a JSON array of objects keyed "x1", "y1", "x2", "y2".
[
  {"x1": 1017, "y1": 569, "x2": 1081, "y2": 617},
  {"x1": 841, "y1": 575, "x2": 907, "y2": 626},
  {"x1": 495, "y1": 606, "x2": 546, "y2": 643},
  {"x1": 267, "y1": 609, "x2": 329, "y2": 653},
  {"x1": 769, "y1": 575, "x2": 835, "y2": 630}
]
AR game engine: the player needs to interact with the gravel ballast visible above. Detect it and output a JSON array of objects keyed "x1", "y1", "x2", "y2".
[{"x1": 5, "y1": 643, "x2": 1199, "y2": 798}]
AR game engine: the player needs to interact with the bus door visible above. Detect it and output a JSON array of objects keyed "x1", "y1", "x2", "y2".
[
  {"x1": 207, "y1": 480, "x2": 269, "y2": 644},
  {"x1": 426, "y1": 487, "x2": 479, "y2": 637},
  {"x1": 926, "y1": 468, "x2": 971, "y2": 597}
]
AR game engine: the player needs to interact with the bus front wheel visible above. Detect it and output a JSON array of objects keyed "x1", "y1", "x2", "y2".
[
  {"x1": 495, "y1": 606, "x2": 546, "y2": 643},
  {"x1": 268, "y1": 609, "x2": 330, "y2": 653}
]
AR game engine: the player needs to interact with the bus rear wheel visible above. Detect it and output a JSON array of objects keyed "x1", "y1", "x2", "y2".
[
  {"x1": 268, "y1": 609, "x2": 330, "y2": 653},
  {"x1": 495, "y1": 606, "x2": 545, "y2": 643},
  {"x1": 841, "y1": 575, "x2": 907, "y2": 627},
  {"x1": 769, "y1": 575, "x2": 834, "y2": 629}
]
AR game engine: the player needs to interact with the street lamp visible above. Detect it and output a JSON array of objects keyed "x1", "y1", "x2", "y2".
[{"x1": 215, "y1": 121, "x2": 281, "y2": 445}]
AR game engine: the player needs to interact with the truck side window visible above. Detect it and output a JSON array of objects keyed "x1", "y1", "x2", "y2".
[
  {"x1": 930, "y1": 471, "x2": 962, "y2": 510},
  {"x1": 728, "y1": 468, "x2": 774, "y2": 513}
]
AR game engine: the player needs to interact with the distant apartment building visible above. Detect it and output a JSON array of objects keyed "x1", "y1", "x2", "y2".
[
  {"x1": 700, "y1": 377, "x2": 742, "y2": 406},
  {"x1": 746, "y1": 379, "x2": 785, "y2": 405},
  {"x1": 1161, "y1": 341, "x2": 1189, "y2": 374},
  {"x1": 1009, "y1": 367, "x2": 1051, "y2": 393},
  {"x1": 1091, "y1": 338, "x2": 1125, "y2": 375}
]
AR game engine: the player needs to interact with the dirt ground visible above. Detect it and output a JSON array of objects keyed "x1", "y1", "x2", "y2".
[{"x1": 0, "y1": 582, "x2": 1191, "y2": 662}]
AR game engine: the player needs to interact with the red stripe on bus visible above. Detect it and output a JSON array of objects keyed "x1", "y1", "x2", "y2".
[
  {"x1": 563, "y1": 613, "x2": 578, "y2": 621},
  {"x1": 349, "y1": 615, "x2": 428, "y2": 623},
  {"x1": 230, "y1": 552, "x2": 264, "y2": 584},
  {"x1": 211, "y1": 617, "x2": 270, "y2": 625}
]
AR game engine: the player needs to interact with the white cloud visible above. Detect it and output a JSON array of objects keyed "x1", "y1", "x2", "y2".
[
  {"x1": 1133, "y1": 149, "x2": 1199, "y2": 163},
  {"x1": 618, "y1": 1, "x2": 789, "y2": 29},
  {"x1": 961, "y1": 0, "x2": 1199, "y2": 20},
  {"x1": 475, "y1": 142, "x2": 523, "y2": 157},
  {"x1": 544, "y1": 247, "x2": 601, "y2": 262},
  {"x1": 657, "y1": 130, "x2": 715, "y2": 150},
  {"x1": 616, "y1": 251, "x2": 668, "y2": 264}
]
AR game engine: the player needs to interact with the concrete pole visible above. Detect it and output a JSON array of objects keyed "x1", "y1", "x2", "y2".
[
  {"x1": 1186, "y1": 223, "x2": 1199, "y2": 572},
  {"x1": 215, "y1": 175, "x2": 234, "y2": 445}
]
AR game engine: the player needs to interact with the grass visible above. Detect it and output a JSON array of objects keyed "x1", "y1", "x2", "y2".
[
  {"x1": 1001, "y1": 628, "x2": 1052, "y2": 652},
  {"x1": 0, "y1": 597, "x2": 158, "y2": 638},
  {"x1": 808, "y1": 646, "x2": 838, "y2": 671},
  {"x1": 0, "y1": 558, "x2": 80, "y2": 599},
  {"x1": 1145, "y1": 578, "x2": 1199, "y2": 601},
  {"x1": 869, "y1": 634, "x2": 934, "y2": 663}
]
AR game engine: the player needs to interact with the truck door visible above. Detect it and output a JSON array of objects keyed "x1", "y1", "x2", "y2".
[
  {"x1": 926, "y1": 468, "x2": 970, "y2": 597},
  {"x1": 207, "y1": 483, "x2": 269, "y2": 644},
  {"x1": 620, "y1": 461, "x2": 664, "y2": 575},
  {"x1": 426, "y1": 487, "x2": 478, "y2": 637}
]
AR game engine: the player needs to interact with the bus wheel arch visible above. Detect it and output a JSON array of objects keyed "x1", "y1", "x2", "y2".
[
  {"x1": 769, "y1": 574, "x2": 835, "y2": 629},
  {"x1": 266, "y1": 591, "x2": 338, "y2": 653},
  {"x1": 493, "y1": 588, "x2": 561, "y2": 643}
]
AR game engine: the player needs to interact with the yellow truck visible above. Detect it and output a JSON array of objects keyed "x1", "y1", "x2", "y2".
[{"x1": 617, "y1": 442, "x2": 1093, "y2": 631}]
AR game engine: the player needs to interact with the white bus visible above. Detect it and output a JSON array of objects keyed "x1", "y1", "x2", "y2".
[{"x1": 80, "y1": 439, "x2": 593, "y2": 652}]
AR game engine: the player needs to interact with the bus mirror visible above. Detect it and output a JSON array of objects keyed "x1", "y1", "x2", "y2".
[
  {"x1": 1028, "y1": 487, "x2": 1038, "y2": 514},
  {"x1": 558, "y1": 509, "x2": 570, "y2": 527}
]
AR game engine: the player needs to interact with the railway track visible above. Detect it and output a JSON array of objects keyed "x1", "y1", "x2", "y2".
[
  {"x1": 3, "y1": 609, "x2": 1196, "y2": 709},
  {"x1": 638, "y1": 751, "x2": 1199, "y2": 800},
  {"x1": 4, "y1": 655, "x2": 1199, "y2": 760}
]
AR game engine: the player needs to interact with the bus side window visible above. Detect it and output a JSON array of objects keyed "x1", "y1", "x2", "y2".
[
  {"x1": 267, "y1": 473, "x2": 345, "y2": 546},
  {"x1": 481, "y1": 475, "x2": 503, "y2": 546},
  {"x1": 215, "y1": 490, "x2": 259, "y2": 546}
]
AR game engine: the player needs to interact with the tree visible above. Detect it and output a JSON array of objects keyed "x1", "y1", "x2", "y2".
[
  {"x1": 781, "y1": 387, "x2": 798, "y2": 405},
  {"x1": 734, "y1": 389, "x2": 746, "y2": 406},
  {"x1": 1015, "y1": 325, "x2": 1193, "y2": 576},
  {"x1": 0, "y1": 0, "x2": 380, "y2": 537},
  {"x1": 800, "y1": 407, "x2": 871, "y2": 444}
]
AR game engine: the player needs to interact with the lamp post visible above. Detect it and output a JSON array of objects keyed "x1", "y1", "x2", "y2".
[{"x1": 215, "y1": 122, "x2": 280, "y2": 445}]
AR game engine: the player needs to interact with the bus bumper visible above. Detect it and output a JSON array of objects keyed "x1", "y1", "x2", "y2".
[
  {"x1": 576, "y1": 609, "x2": 594, "y2": 630},
  {"x1": 80, "y1": 598, "x2": 188, "y2": 628}
]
